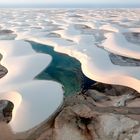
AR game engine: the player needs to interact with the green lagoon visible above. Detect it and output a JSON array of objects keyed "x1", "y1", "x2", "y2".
[{"x1": 30, "y1": 41, "x2": 94, "y2": 96}]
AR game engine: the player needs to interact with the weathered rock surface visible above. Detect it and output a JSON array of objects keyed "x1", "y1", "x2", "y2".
[
  {"x1": 16, "y1": 83, "x2": 140, "y2": 140},
  {"x1": 0, "y1": 100, "x2": 15, "y2": 140},
  {"x1": 0, "y1": 100, "x2": 14, "y2": 123},
  {"x1": 0, "y1": 65, "x2": 8, "y2": 78},
  {"x1": 0, "y1": 54, "x2": 8, "y2": 79}
]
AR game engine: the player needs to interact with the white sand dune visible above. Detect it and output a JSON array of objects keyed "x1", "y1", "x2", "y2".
[
  {"x1": 102, "y1": 32, "x2": 140, "y2": 59},
  {"x1": 0, "y1": 41, "x2": 63, "y2": 132},
  {"x1": 12, "y1": 9, "x2": 140, "y2": 93},
  {"x1": 0, "y1": 9, "x2": 140, "y2": 131}
]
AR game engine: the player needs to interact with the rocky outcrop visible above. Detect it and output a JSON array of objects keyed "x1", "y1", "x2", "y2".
[
  {"x1": 0, "y1": 65, "x2": 8, "y2": 79},
  {"x1": 0, "y1": 100, "x2": 14, "y2": 123},
  {"x1": 0, "y1": 100, "x2": 14, "y2": 140},
  {"x1": 89, "y1": 82, "x2": 139, "y2": 97},
  {"x1": 0, "y1": 54, "x2": 8, "y2": 79},
  {"x1": 16, "y1": 83, "x2": 140, "y2": 140}
]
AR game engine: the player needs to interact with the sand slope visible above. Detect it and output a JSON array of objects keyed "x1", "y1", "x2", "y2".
[{"x1": 0, "y1": 40, "x2": 63, "y2": 132}]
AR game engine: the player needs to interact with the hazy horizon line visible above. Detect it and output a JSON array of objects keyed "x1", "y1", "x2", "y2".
[{"x1": 0, "y1": 3, "x2": 140, "y2": 8}]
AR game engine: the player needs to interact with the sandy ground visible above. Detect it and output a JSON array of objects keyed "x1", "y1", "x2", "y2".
[
  {"x1": 0, "y1": 9, "x2": 140, "y2": 132},
  {"x1": 0, "y1": 41, "x2": 63, "y2": 132}
]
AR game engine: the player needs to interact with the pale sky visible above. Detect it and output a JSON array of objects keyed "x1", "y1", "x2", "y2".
[{"x1": 0, "y1": 0, "x2": 140, "y2": 7}]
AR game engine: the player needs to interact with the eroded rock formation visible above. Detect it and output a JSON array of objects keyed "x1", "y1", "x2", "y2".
[
  {"x1": 0, "y1": 100, "x2": 14, "y2": 123},
  {"x1": 0, "y1": 100, "x2": 14, "y2": 140},
  {"x1": 16, "y1": 83, "x2": 140, "y2": 140},
  {"x1": 0, "y1": 54, "x2": 8, "y2": 78}
]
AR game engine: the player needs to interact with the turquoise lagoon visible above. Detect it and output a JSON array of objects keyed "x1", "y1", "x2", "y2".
[{"x1": 29, "y1": 41, "x2": 95, "y2": 96}]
